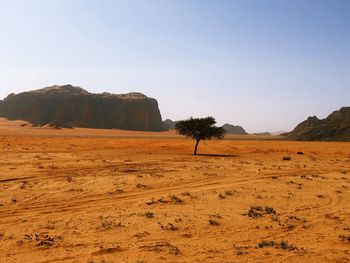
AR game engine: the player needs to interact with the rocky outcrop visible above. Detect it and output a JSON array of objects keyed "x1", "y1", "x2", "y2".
[
  {"x1": 0, "y1": 85, "x2": 164, "y2": 131},
  {"x1": 222, "y1": 124, "x2": 248, "y2": 135},
  {"x1": 285, "y1": 107, "x2": 350, "y2": 141},
  {"x1": 163, "y1": 119, "x2": 175, "y2": 130}
]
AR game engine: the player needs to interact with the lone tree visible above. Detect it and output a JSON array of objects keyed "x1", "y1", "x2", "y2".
[{"x1": 175, "y1": 117, "x2": 226, "y2": 155}]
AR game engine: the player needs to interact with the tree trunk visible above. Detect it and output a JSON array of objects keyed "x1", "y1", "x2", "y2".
[{"x1": 194, "y1": 139, "x2": 200, "y2": 155}]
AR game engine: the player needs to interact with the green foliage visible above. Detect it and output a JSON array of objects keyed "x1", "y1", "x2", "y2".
[
  {"x1": 175, "y1": 117, "x2": 226, "y2": 141},
  {"x1": 175, "y1": 117, "x2": 226, "y2": 155}
]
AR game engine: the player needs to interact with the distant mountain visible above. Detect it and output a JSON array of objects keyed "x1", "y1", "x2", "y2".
[
  {"x1": 163, "y1": 119, "x2": 175, "y2": 130},
  {"x1": 270, "y1": 131, "x2": 288, "y2": 136},
  {"x1": 0, "y1": 84, "x2": 164, "y2": 131},
  {"x1": 222, "y1": 124, "x2": 248, "y2": 135},
  {"x1": 284, "y1": 107, "x2": 350, "y2": 141},
  {"x1": 252, "y1": 132, "x2": 271, "y2": 136}
]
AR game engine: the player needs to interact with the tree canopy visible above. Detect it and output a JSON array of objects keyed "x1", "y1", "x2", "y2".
[{"x1": 175, "y1": 117, "x2": 226, "y2": 155}]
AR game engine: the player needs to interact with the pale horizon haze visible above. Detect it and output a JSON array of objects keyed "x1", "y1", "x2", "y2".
[{"x1": 0, "y1": 0, "x2": 349, "y2": 133}]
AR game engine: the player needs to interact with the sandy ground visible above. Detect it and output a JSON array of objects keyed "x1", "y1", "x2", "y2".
[{"x1": 0, "y1": 119, "x2": 350, "y2": 263}]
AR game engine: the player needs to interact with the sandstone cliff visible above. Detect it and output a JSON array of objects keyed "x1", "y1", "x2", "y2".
[
  {"x1": 0, "y1": 85, "x2": 164, "y2": 131},
  {"x1": 285, "y1": 107, "x2": 350, "y2": 141}
]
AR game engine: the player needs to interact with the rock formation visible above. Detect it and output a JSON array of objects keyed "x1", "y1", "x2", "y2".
[
  {"x1": 222, "y1": 124, "x2": 248, "y2": 135},
  {"x1": 0, "y1": 85, "x2": 164, "y2": 131},
  {"x1": 163, "y1": 119, "x2": 175, "y2": 130},
  {"x1": 285, "y1": 107, "x2": 350, "y2": 141}
]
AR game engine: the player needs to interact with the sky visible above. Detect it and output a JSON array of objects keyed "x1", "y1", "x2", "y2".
[{"x1": 0, "y1": 0, "x2": 349, "y2": 133}]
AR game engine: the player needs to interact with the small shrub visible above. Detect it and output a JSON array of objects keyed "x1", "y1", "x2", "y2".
[
  {"x1": 209, "y1": 219, "x2": 220, "y2": 226},
  {"x1": 265, "y1": 206, "x2": 276, "y2": 214},
  {"x1": 247, "y1": 206, "x2": 264, "y2": 218},
  {"x1": 257, "y1": 241, "x2": 274, "y2": 248},
  {"x1": 170, "y1": 195, "x2": 183, "y2": 204},
  {"x1": 280, "y1": 241, "x2": 289, "y2": 249},
  {"x1": 165, "y1": 223, "x2": 178, "y2": 231},
  {"x1": 287, "y1": 224, "x2": 295, "y2": 231},
  {"x1": 24, "y1": 233, "x2": 56, "y2": 248},
  {"x1": 236, "y1": 250, "x2": 248, "y2": 255},
  {"x1": 246, "y1": 206, "x2": 277, "y2": 218},
  {"x1": 65, "y1": 176, "x2": 73, "y2": 182},
  {"x1": 99, "y1": 216, "x2": 122, "y2": 230},
  {"x1": 257, "y1": 240, "x2": 296, "y2": 251},
  {"x1": 339, "y1": 235, "x2": 350, "y2": 242},
  {"x1": 145, "y1": 211, "x2": 154, "y2": 218},
  {"x1": 282, "y1": 156, "x2": 292, "y2": 161}
]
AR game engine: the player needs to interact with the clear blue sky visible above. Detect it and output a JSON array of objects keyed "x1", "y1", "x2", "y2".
[{"x1": 0, "y1": 0, "x2": 349, "y2": 133}]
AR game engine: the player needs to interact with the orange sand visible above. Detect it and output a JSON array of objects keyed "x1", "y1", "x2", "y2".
[{"x1": 0, "y1": 119, "x2": 349, "y2": 262}]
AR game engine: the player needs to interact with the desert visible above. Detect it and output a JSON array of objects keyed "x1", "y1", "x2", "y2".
[
  {"x1": 1, "y1": 119, "x2": 350, "y2": 262},
  {"x1": 1, "y1": 1, "x2": 349, "y2": 262}
]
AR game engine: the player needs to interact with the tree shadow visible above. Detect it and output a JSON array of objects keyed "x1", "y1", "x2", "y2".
[{"x1": 195, "y1": 153, "x2": 238, "y2": 158}]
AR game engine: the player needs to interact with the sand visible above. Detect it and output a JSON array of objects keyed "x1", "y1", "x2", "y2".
[{"x1": 0, "y1": 119, "x2": 350, "y2": 262}]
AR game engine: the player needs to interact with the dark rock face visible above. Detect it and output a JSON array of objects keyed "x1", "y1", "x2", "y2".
[
  {"x1": 163, "y1": 119, "x2": 175, "y2": 130},
  {"x1": 222, "y1": 124, "x2": 248, "y2": 135},
  {"x1": 285, "y1": 107, "x2": 350, "y2": 141},
  {"x1": 0, "y1": 85, "x2": 164, "y2": 131}
]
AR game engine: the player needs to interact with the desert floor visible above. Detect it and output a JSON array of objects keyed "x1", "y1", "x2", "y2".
[{"x1": 0, "y1": 120, "x2": 350, "y2": 263}]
